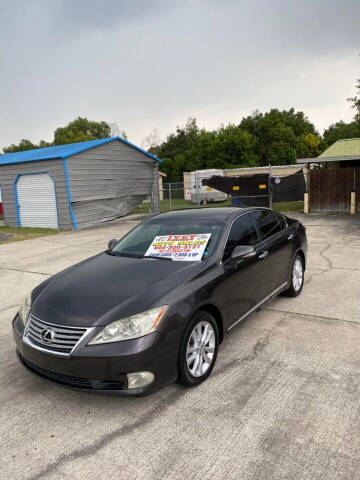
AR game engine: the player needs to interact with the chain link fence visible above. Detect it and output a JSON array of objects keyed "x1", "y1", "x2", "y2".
[{"x1": 139, "y1": 165, "x2": 306, "y2": 215}]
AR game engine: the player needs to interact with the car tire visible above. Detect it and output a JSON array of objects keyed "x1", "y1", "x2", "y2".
[
  {"x1": 283, "y1": 254, "x2": 304, "y2": 297},
  {"x1": 178, "y1": 310, "x2": 219, "y2": 387}
]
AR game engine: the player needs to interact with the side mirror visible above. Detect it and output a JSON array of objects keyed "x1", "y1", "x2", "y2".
[
  {"x1": 108, "y1": 239, "x2": 118, "y2": 250},
  {"x1": 230, "y1": 245, "x2": 256, "y2": 267}
]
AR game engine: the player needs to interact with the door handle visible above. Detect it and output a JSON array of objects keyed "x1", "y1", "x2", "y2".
[
  {"x1": 258, "y1": 250, "x2": 269, "y2": 259},
  {"x1": 287, "y1": 233, "x2": 294, "y2": 241}
]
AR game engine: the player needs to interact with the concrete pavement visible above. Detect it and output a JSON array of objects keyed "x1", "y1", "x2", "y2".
[{"x1": 1, "y1": 213, "x2": 360, "y2": 479}]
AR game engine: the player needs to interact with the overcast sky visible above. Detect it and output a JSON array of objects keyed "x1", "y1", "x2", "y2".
[{"x1": 1, "y1": 0, "x2": 359, "y2": 150}]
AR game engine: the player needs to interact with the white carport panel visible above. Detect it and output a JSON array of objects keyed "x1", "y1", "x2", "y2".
[{"x1": 17, "y1": 173, "x2": 59, "y2": 228}]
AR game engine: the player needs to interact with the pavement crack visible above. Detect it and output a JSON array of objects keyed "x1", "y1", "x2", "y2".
[
  {"x1": 306, "y1": 244, "x2": 358, "y2": 285},
  {"x1": 27, "y1": 388, "x2": 186, "y2": 480},
  {"x1": 319, "y1": 244, "x2": 333, "y2": 270},
  {"x1": 0, "y1": 304, "x2": 19, "y2": 313},
  {"x1": 0, "y1": 266, "x2": 50, "y2": 276},
  {"x1": 265, "y1": 307, "x2": 360, "y2": 326}
]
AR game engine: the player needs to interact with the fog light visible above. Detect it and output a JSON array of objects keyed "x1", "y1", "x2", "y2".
[{"x1": 127, "y1": 371, "x2": 154, "y2": 390}]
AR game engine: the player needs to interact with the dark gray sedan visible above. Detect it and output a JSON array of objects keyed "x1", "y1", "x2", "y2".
[{"x1": 13, "y1": 207, "x2": 307, "y2": 395}]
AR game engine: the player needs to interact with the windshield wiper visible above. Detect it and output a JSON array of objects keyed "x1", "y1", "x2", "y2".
[
  {"x1": 105, "y1": 251, "x2": 143, "y2": 259},
  {"x1": 144, "y1": 255, "x2": 173, "y2": 261}
]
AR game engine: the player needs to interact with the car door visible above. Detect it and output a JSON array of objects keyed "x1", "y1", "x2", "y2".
[
  {"x1": 222, "y1": 213, "x2": 271, "y2": 331},
  {"x1": 251, "y1": 210, "x2": 295, "y2": 292}
]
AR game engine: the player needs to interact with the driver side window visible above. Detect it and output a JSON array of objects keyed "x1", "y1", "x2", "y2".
[{"x1": 223, "y1": 214, "x2": 260, "y2": 262}]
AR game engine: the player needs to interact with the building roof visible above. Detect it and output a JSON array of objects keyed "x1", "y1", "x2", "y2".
[
  {"x1": 297, "y1": 137, "x2": 360, "y2": 164},
  {"x1": 0, "y1": 136, "x2": 161, "y2": 166},
  {"x1": 319, "y1": 138, "x2": 360, "y2": 158}
]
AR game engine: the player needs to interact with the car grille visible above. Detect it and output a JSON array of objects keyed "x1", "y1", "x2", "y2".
[
  {"x1": 24, "y1": 315, "x2": 89, "y2": 356},
  {"x1": 21, "y1": 354, "x2": 93, "y2": 388},
  {"x1": 18, "y1": 353, "x2": 126, "y2": 391}
]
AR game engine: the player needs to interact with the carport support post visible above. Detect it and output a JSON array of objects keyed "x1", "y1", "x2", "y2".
[
  {"x1": 268, "y1": 165, "x2": 273, "y2": 209},
  {"x1": 151, "y1": 162, "x2": 161, "y2": 214},
  {"x1": 350, "y1": 192, "x2": 356, "y2": 215},
  {"x1": 304, "y1": 193, "x2": 309, "y2": 214},
  {"x1": 195, "y1": 171, "x2": 200, "y2": 208},
  {"x1": 304, "y1": 166, "x2": 309, "y2": 214},
  {"x1": 350, "y1": 168, "x2": 356, "y2": 215}
]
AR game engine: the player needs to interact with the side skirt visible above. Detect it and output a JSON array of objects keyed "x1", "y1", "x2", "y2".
[{"x1": 227, "y1": 281, "x2": 288, "y2": 333}]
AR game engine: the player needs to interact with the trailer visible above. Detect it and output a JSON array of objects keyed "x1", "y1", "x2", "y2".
[{"x1": 190, "y1": 169, "x2": 227, "y2": 203}]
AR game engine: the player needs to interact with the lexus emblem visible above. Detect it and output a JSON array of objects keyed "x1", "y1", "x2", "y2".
[{"x1": 41, "y1": 328, "x2": 55, "y2": 344}]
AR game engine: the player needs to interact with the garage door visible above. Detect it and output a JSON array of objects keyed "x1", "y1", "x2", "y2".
[{"x1": 16, "y1": 173, "x2": 59, "y2": 228}]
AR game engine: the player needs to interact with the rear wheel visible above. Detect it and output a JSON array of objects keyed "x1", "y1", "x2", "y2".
[
  {"x1": 284, "y1": 254, "x2": 304, "y2": 297},
  {"x1": 178, "y1": 311, "x2": 219, "y2": 387}
]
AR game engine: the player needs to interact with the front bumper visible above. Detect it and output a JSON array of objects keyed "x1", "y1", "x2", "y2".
[{"x1": 13, "y1": 314, "x2": 179, "y2": 395}]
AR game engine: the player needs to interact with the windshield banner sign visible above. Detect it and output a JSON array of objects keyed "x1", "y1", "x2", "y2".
[{"x1": 144, "y1": 234, "x2": 211, "y2": 261}]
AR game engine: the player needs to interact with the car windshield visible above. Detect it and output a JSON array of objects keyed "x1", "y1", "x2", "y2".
[{"x1": 111, "y1": 219, "x2": 223, "y2": 261}]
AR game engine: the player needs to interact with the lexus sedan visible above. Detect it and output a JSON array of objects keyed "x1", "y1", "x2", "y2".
[{"x1": 13, "y1": 207, "x2": 307, "y2": 395}]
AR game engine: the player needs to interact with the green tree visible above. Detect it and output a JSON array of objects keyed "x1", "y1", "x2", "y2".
[
  {"x1": 2, "y1": 117, "x2": 113, "y2": 154},
  {"x1": 53, "y1": 116, "x2": 111, "y2": 145},
  {"x1": 3, "y1": 138, "x2": 52, "y2": 154},
  {"x1": 239, "y1": 108, "x2": 319, "y2": 165},
  {"x1": 153, "y1": 118, "x2": 200, "y2": 162},
  {"x1": 151, "y1": 118, "x2": 203, "y2": 180},
  {"x1": 322, "y1": 121, "x2": 360, "y2": 149},
  {"x1": 196, "y1": 125, "x2": 257, "y2": 170},
  {"x1": 297, "y1": 132, "x2": 322, "y2": 158},
  {"x1": 348, "y1": 78, "x2": 360, "y2": 124},
  {"x1": 3, "y1": 139, "x2": 38, "y2": 153},
  {"x1": 314, "y1": 78, "x2": 360, "y2": 152},
  {"x1": 319, "y1": 79, "x2": 360, "y2": 151},
  {"x1": 152, "y1": 110, "x2": 320, "y2": 181},
  {"x1": 38, "y1": 140, "x2": 53, "y2": 149}
]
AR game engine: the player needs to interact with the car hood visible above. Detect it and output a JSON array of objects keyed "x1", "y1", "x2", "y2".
[{"x1": 31, "y1": 253, "x2": 205, "y2": 327}]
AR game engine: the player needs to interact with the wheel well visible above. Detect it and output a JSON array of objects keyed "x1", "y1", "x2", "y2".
[
  {"x1": 297, "y1": 249, "x2": 306, "y2": 271},
  {"x1": 198, "y1": 304, "x2": 224, "y2": 344}
]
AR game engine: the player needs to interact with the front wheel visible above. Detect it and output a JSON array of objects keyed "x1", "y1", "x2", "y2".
[
  {"x1": 284, "y1": 254, "x2": 304, "y2": 297},
  {"x1": 178, "y1": 311, "x2": 219, "y2": 387}
]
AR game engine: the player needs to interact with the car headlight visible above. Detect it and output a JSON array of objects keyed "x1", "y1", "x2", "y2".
[
  {"x1": 88, "y1": 306, "x2": 168, "y2": 345},
  {"x1": 19, "y1": 291, "x2": 32, "y2": 325}
]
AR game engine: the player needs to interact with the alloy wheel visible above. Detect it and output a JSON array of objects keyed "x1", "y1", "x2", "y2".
[
  {"x1": 292, "y1": 258, "x2": 303, "y2": 291},
  {"x1": 186, "y1": 321, "x2": 215, "y2": 377}
]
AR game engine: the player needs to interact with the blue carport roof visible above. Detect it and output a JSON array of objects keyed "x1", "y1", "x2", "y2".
[{"x1": 0, "y1": 136, "x2": 161, "y2": 166}]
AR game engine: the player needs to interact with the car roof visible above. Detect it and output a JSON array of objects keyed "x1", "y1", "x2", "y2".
[{"x1": 153, "y1": 207, "x2": 269, "y2": 222}]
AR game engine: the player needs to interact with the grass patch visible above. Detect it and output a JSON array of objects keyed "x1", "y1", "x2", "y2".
[
  {"x1": 132, "y1": 198, "x2": 304, "y2": 214},
  {"x1": 131, "y1": 198, "x2": 232, "y2": 214},
  {"x1": 273, "y1": 201, "x2": 304, "y2": 212},
  {"x1": 0, "y1": 226, "x2": 60, "y2": 245}
]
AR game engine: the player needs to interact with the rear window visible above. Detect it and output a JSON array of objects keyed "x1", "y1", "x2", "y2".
[{"x1": 251, "y1": 210, "x2": 282, "y2": 240}]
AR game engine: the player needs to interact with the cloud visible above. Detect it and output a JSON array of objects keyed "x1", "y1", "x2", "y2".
[{"x1": 0, "y1": 0, "x2": 359, "y2": 149}]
